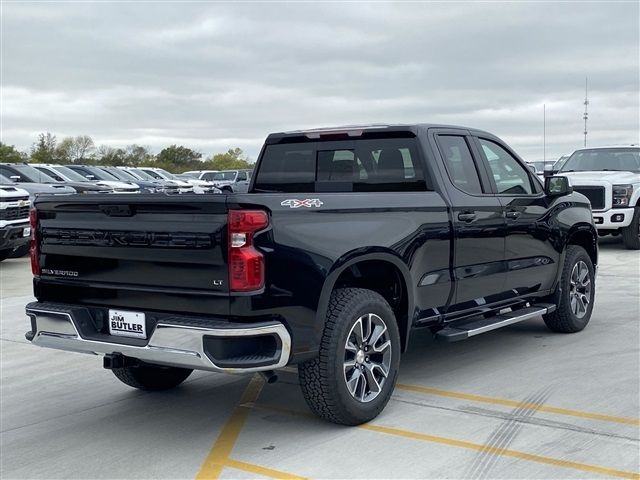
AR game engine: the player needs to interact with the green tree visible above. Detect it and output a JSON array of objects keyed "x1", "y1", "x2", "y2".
[
  {"x1": 56, "y1": 135, "x2": 95, "y2": 164},
  {"x1": 123, "y1": 144, "x2": 153, "y2": 166},
  {"x1": 155, "y1": 145, "x2": 202, "y2": 172},
  {"x1": 204, "y1": 148, "x2": 252, "y2": 170},
  {"x1": 30, "y1": 132, "x2": 57, "y2": 163},
  {"x1": 0, "y1": 143, "x2": 27, "y2": 163},
  {"x1": 95, "y1": 145, "x2": 127, "y2": 166}
]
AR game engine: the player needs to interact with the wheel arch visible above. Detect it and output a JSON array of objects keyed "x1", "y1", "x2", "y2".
[
  {"x1": 566, "y1": 223, "x2": 598, "y2": 268},
  {"x1": 316, "y1": 250, "x2": 415, "y2": 352}
]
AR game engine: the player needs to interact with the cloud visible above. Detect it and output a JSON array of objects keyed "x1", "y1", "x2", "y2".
[{"x1": 1, "y1": 1, "x2": 638, "y2": 161}]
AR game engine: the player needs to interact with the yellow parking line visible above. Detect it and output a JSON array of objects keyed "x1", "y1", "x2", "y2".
[
  {"x1": 196, "y1": 375, "x2": 265, "y2": 479},
  {"x1": 225, "y1": 458, "x2": 307, "y2": 479},
  {"x1": 254, "y1": 404, "x2": 640, "y2": 480},
  {"x1": 361, "y1": 423, "x2": 640, "y2": 480},
  {"x1": 396, "y1": 383, "x2": 640, "y2": 426}
]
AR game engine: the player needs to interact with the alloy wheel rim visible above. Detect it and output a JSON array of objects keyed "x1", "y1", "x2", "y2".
[
  {"x1": 343, "y1": 313, "x2": 392, "y2": 403},
  {"x1": 569, "y1": 260, "x2": 591, "y2": 319}
]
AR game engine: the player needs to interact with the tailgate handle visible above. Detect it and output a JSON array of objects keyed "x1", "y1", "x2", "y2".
[{"x1": 100, "y1": 205, "x2": 134, "y2": 217}]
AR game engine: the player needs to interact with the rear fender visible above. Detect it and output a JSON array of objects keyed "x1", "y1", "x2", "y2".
[{"x1": 315, "y1": 248, "x2": 415, "y2": 351}]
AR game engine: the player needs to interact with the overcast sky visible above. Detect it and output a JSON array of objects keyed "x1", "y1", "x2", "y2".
[{"x1": 2, "y1": 1, "x2": 638, "y2": 162}]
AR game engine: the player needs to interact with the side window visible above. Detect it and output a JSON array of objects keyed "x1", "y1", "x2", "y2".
[
  {"x1": 479, "y1": 139, "x2": 534, "y2": 195},
  {"x1": 202, "y1": 172, "x2": 217, "y2": 181},
  {"x1": 437, "y1": 135, "x2": 483, "y2": 195},
  {"x1": 237, "y1": 171, "x2": 247, "y2": 181}
]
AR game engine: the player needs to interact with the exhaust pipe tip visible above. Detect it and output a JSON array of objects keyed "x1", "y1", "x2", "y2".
[{"x1": 259, "y1": 370, "x2": 278, "y2": 384}]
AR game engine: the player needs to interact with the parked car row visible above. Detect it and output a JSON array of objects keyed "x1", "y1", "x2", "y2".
[{"x1": 0, "y1": 163, "x2": 227, "y2": 200}]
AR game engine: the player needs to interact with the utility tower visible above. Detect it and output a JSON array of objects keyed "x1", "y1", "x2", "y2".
[{"x1": 583, "y1": 78, "x2": 589, "y2": 147}]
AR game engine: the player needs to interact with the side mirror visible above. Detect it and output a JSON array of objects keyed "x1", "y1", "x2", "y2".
[
  {"x1": 86, "y1": 174, "x2": 95, "y2": 180},
  {"x1": 9, "y1": 175, "x2": 21, "y2": 181},
  {"x1": 545, "y1": 176, "x2": 573, "y2": 196}
]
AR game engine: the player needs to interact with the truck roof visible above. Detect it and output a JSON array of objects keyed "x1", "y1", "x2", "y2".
[{"x1": 267, "y1": 123, "x2": 495, "y2": 142}]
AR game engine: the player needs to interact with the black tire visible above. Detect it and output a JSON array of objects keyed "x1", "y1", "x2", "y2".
[
  {"x1": 0, "y1": 249, "x2": 13, "y2": 262},
  {"x1": 298, "y1": 288, "x2": 401, "y2": 425},
  {"x1": 621, "y1": 207, "x2": 640, "y2": 250},
  {"x1": 111, "y1": 362, "x2": 193, "y2": 391},
  {"x1": 543, "y1": 245, "x2": 595, "y2": 333},
  {"x1": 9, "y1": 244, "x2": 30, "y2": 258}
]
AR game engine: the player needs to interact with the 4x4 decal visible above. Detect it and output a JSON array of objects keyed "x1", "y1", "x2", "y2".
[{"x1": 281, "y1": 199, "x2": 324, "y2": 208}]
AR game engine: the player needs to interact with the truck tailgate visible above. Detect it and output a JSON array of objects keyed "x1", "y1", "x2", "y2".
[{"x1": 33, "y1": 195, "x2": 230, "y2": 315}]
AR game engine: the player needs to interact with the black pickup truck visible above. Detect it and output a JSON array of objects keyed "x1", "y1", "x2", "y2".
[{"x1": 25, "y1": 124, "x2": 597, "y2": 425}]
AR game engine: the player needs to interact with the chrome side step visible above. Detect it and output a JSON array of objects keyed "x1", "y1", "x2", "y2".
[{"x1": 435, "y1": 304, "x2": 555, "y2": 342}]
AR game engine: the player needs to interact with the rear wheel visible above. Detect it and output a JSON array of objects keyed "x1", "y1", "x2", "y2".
[
  {"x1": 543, "y1": 245, "x2": 595, "y2": 333},
  {"x1": 621, "y1": 207, "x2": 640, "y2": 250},
  {"x1": 298, "y1": 288, "x2": 401, "y2": 425},
  {"x1": 111, "y1": 362, "x2": 193, "y2": 391},
  {"x1": 0, "y1": 249, "x2": 13, "y2": 262}
]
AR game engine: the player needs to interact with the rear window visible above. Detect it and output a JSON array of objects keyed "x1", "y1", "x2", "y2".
[{"x1": 254, "y1": 138, "x2": 427, "y2": 192}]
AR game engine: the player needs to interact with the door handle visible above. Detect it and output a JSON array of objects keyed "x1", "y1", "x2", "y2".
[
  {"x1": 506, "y1": 210, "x2": 522, "y2": 219},
  {"x1": 458, "y1": 212, "x2": 477, "y2": 222}
]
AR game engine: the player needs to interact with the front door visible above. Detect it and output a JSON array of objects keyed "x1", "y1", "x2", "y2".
[
  {"x1": 432, "y1": 133, "x2": 507, "y2": 314},
  {"x1": 474, "y1": 137, "x2": 560, "y2": 296}
]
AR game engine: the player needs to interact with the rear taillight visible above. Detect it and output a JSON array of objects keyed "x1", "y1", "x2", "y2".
[
  {"x1": 29, "y1": 208, "x2": 40, "y2": 276},
  {"x1": 228, "y1": 210, "x2": 269, "y2": 292}
]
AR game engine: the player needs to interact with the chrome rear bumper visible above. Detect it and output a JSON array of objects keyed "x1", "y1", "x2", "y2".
[{"x1": 25, "y1": 303, "x2": 291, "y2": 373}]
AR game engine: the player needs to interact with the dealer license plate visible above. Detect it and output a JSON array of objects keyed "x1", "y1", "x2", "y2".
[
  {"x1": 23, "y1": 227, "x2": 31, "y2": 237},
  {"x1": 108, "y1": 309, "x2": 147, "y2": 339}
]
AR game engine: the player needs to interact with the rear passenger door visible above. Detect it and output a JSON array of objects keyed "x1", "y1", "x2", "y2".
[
  {"x1": 473, "y1": 137, "x2": 559, "y2": 296},
  {"x1": 432, "y1": 131, "x2": 507, "y2": 314}
]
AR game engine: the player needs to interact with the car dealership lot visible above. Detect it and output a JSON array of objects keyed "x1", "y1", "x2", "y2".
[{"x1": 1, "y1": 238, "x2": 638, "y2": 479}]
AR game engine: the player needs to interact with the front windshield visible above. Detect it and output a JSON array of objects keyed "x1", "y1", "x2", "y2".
[
  {"x1": 129, "y1": 168, "x2": 156, "y2": 181},
  {"x1": 560, "y1": 148, "x2": 640, "y2": 173},
  {"x1": 213, "y1": 171, "x2": 237, "y2": 181},
  {"x1": 12, "y1": 165, "x2": 57, "y2": 183},
  {"x1": 51, "y1": 165, "x2": 90, "y2": 182},
  {"x1": 141, "y1": 169, "x2": 163, "y2": 180},
  {"x1": 101, "y1": 168, "x2": 131, "y2": 181},
  {"x1": 157, "y1": 168, "x2": 177, "y2": 180},
  {"x1": 83, "y1": 166, "x2": 119, "y2": 181},
  {"x1": 113, "y1": 169, "x2": 140, "y2": 181}
]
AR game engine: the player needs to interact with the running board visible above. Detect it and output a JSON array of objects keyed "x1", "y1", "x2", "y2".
[{"x1": 435, "y1": 304, "x2": 556, "y2": 342}]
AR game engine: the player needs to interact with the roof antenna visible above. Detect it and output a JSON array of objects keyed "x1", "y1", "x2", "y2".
[
  {"x1": 583, "y1": 77, "x2": 589, "y2": 147},
  {"x1": 543, "y1": 103, "x2": 546, "y2": 163}
]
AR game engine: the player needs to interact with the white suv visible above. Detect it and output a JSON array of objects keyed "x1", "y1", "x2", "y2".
[{"x1": 555, "y1": 146, "x2": 640, "y2": 249}]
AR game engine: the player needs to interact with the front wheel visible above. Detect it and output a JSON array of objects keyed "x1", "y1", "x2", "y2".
[
  {"x1": 621, "y1": 207, "x2": 640, "y2": 250},
  {"x1": 0, "y1": 249, "x2": 13, "y2": 262},
  {"x1": 543, "y1": 245, "x2": 595, "y2": 333},
  {"x1": 111, "y1": 362, "x2": 193, "y2": 391},
  {"x1": 298, "y1": 288, "x2": 401, "y2": 425}
]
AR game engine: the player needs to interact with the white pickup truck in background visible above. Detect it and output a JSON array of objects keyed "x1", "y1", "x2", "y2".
[
  {"x1": 0, "y1": 185, "x2": 31, "y2": 261},
  {"x1": 555, "y1": 146, "x2": 640, "y2": 249}
]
